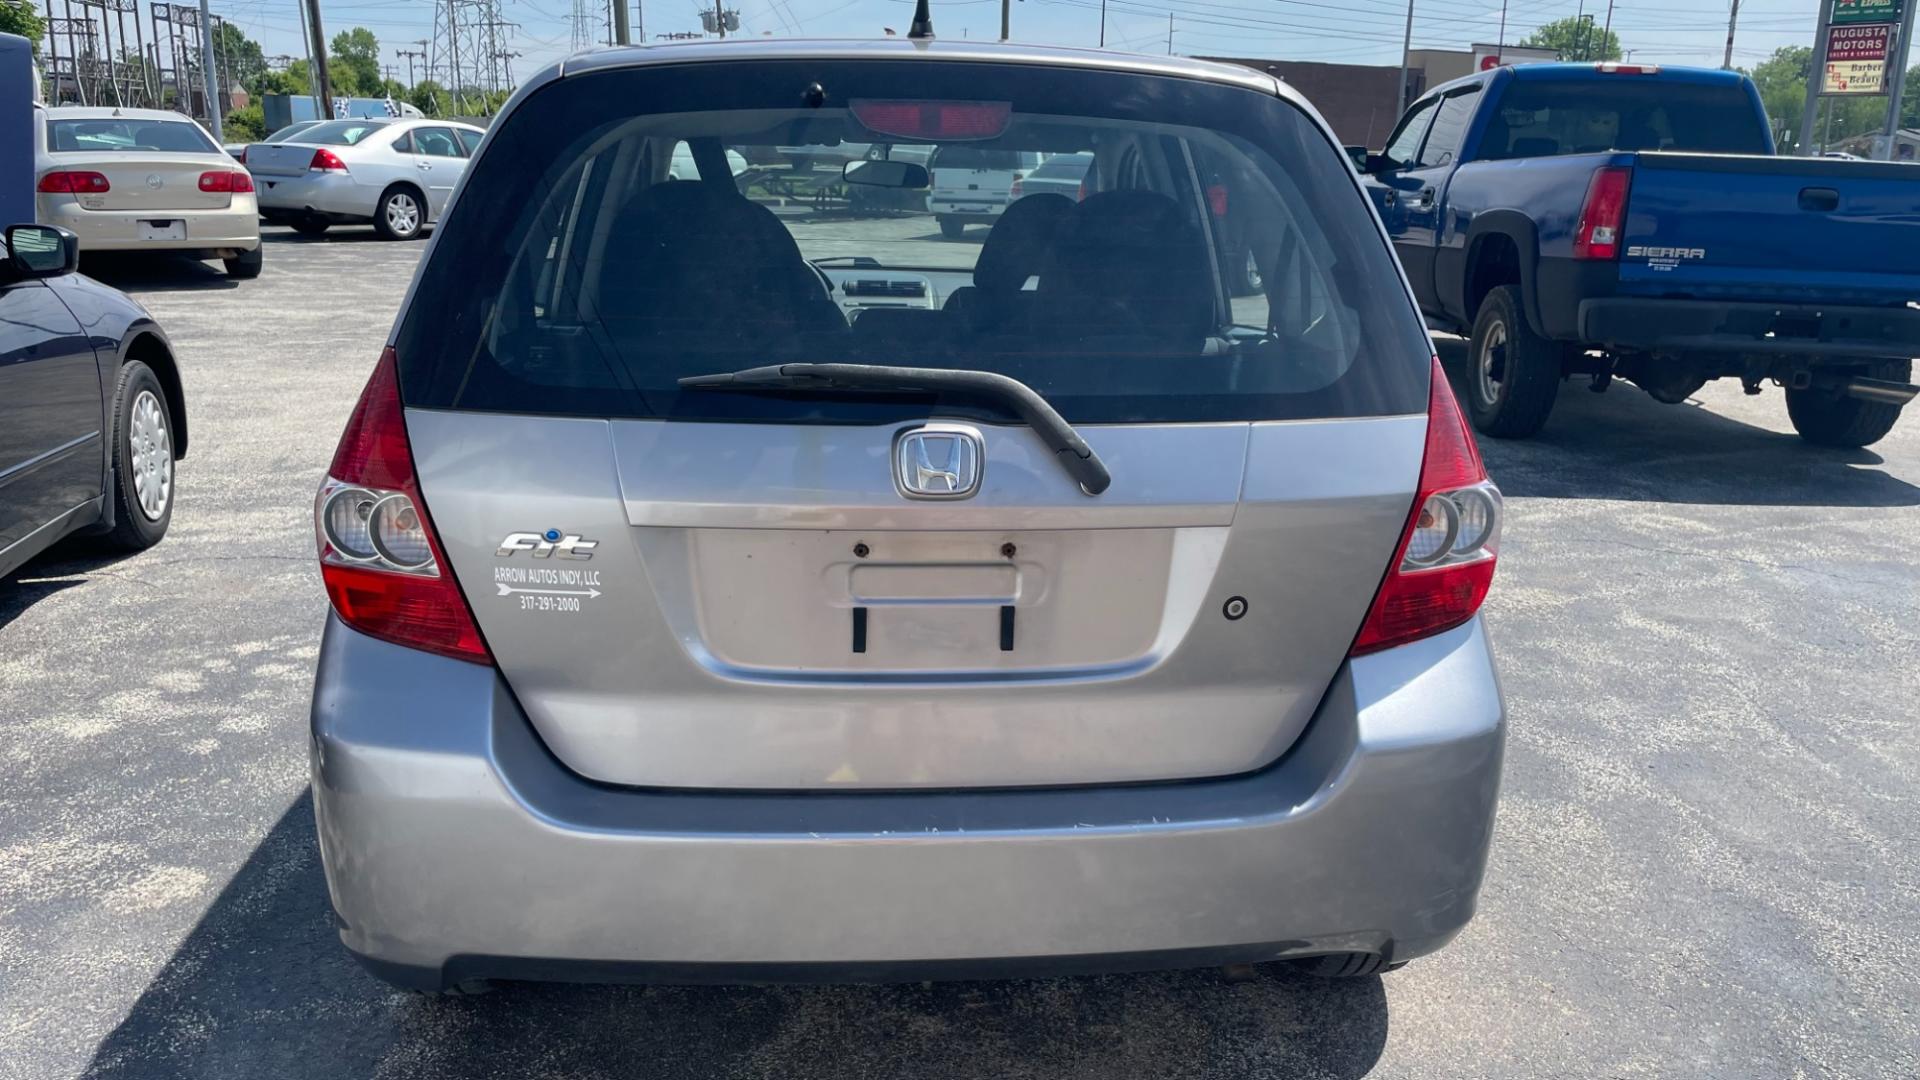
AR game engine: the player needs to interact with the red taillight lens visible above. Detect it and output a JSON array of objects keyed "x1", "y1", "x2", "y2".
[
  {"x1": 1351, "y1": 357, "x2": 1501, "y2": 655},
  {"x1": 1573, "y1": 166, "x2": 1631, "y2": 260},
  {"x1": 317, "y1": 348, "x2": 490, "y2": 664},
  {"x1": 38, "y1": 171, "x2": 111, "y2": 194},
  {"x1": 199, "y1": 170, "x2": 253, "y2": 192},
  {"x1": 849, "y1": 100, "x2": 1012, "y2": 141},
  {"x1": 1206, "y1": 183, "x2": 1229, "y2": 218},
  {"x1": 310, "y1": 148, "x2": 348, "y2": 173}
]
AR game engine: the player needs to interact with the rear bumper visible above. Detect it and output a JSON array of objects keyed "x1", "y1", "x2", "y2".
[
  {"x1": 311, "y1": 614, "x2": 1506, "y2": 989},
  {"x1": 254, "y1": 172, "x2": 374, "y2": 220},
  {"x1": 37, "y1": 194, "x2": 260, "y2": 253},
  {"x1": 1578, "y1": 297, "x2": 1920, "y2": 361}
]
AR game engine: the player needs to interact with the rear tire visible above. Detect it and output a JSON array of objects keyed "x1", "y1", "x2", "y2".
[
  {"x1": 223, "y1": 245, "x2": 263, "y2": 279},
  {"x1": 374, "y1": 187, "x2": 426, "y2": 241},
  {"x1": 291, "y1": 219, "x2": 330, "y2": 237},
  {"x1": 1787, "y1": 360, "x2": 1910, "y2": 448},
  {"x1": 104, "y1": 361, "x2": 175, "y2": 552},
  {"x1": 1467, "y1": 284, "x2": 1561, "y2": 439},
  {"x1": 938, "y1": 216, "x2": 967, "y2": 239}
]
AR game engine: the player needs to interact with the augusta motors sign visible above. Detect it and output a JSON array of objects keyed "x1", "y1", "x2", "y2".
[{"x1": 1827, "y1": 22, "x2": 1893, "y2": 61}]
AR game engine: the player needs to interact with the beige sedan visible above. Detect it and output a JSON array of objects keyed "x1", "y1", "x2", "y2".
[{"x1": 33, "y1": 104, "x2": 263, "y2": 278}]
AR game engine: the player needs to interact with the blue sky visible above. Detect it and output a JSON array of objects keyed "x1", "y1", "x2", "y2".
[{"x1": 208, "y1": 0, "x2": 1915, "y2": 89}]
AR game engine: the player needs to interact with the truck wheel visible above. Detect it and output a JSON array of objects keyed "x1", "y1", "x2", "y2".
[
  {"x1": 1786, "y1": 359, "x2": 1911, "y2": 448},
  {"x1": 938, "y1": 217, "x2": 967, "y2": 239},
  {"x1": 1467, "y1": 285, "x2": 1560, "y2": 439},
  {"x1": 223, "y1": 245, "x2": 263, "y2": 279}
]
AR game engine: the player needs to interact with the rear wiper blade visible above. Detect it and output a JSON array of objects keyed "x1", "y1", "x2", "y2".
[{"x1": 679, "y1": 363, "x2": 1111, "y2": 496}]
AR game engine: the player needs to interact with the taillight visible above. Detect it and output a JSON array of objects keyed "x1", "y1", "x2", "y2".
[
  {"x1": 849, "y1": 100, "x2": 1012, "y2": 141},
  {"x1": 316, "y1": 348, "x2": 490, "y2": 664},
  {"x1": 1206, "y1": 183, "x2": 1229, "y2": 218},
  {"x1": 1009, "y1": 177, "x2": 1024, "y2": 200},
  {"x1": 234, "y1": 147, "x2": 247, "y2": 164},
  {"x1": 1594, "y1": 62, "x2": 1659, "y2": 74},
  {"x1": 198, "y1": 170, "x2": 253, "y2": 193},
  {"x1": 1351, "y1": 357, "x2": 1501, "y2": 655},
  {"x1": 38, "y1": 171, "x2": 111, "y2": 194},
  {"x1": 310, "y1": 148, "x2": 348, "y2": 173},
  {"x1": 1572, "y1": 166, "x2": 1631, "y2": 260}
]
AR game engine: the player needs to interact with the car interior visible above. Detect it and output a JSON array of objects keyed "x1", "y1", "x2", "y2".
[{"x1": 468, "y1": 108, "x2": 1370, "y2": 415}]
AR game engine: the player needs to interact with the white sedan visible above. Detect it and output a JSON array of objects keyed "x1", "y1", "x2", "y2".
[
  {"x1": 245, "y1": 118, "x2": 487, "y2": 241},
  {"x1": 33, "y1": 104, "x2": 263, "y2": 278}
]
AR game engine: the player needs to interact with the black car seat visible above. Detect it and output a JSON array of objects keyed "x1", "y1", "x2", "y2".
[
  {"x1": 1028, "y1": 190, "x2": 1214, "y2": 355},
  {"x1": 594, "y1": 181, "x2": 844, "y2": 357},
  {"x1": 943, "y1": 193, "x2": 1076, "y2": 333}
]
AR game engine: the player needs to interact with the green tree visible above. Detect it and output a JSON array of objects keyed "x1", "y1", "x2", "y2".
[
  {"x1": 211, "y1": 22, "x2": 267, "y2": 92},
  {"x1": 225, "y1": 103, "x2": 266, "y2": 141},
  {"x1": 246, "y1": 67, "x2": 308, "y2": 99},
  {"x1": 1742, "y1": 45, "x2": 1918, "y2": 154},
  {"x1": 1519, "y1": 16, "x2": 1621, "y2": 62},
  {"x1": 408, "y1": 78, "x2": 451, "y2": 116},
  {"x1": 329, "y1": 27, "x2": 381, "y2": 96},
  {"x1": 0, "y1": 0, "x2": 43, "y2": 47}
]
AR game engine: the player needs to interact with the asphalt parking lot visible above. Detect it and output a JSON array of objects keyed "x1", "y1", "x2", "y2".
[{"x1": 2, "y1": 223, "x2": 1917, "y2": 1079}]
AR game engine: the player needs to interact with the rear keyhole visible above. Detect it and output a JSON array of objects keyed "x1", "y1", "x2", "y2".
[
  {"x1": 1001, "y1": 543, "x2": 1017, "y2": 559},
  {"x1": 853, "y1": 542, "x2": 870, "y2": 558}
]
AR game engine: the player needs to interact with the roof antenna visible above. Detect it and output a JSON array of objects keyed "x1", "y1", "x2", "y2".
[{"x1": 908, "y1": 0, "x2": 934, "y2": 39}]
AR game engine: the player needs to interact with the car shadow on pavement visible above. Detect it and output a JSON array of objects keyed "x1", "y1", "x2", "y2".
[
  {"x1": 1436, "y1": 340, "x2": 1920, "y2": 508},
  {"x1": 263, "y1": 228, "x2": 410, "y2": 245},
  {"x1": 0, "y1": 547, "x2": 146, "y2": 632},
  {"x1": 81, "y1": 792, "x2": 1391, "y2": 1080},
  {"x1": 80, "y1": 253, "x2": 240, "y2": 293}
]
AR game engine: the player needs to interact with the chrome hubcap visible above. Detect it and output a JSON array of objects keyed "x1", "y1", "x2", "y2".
[
  {"x1": 386, "y1": 194, "x2": 420, "y2": 234},
  {"x1": 1477, "y1": 320, "x2": 1508, "y2": 405},
  {"x1": 129, "y1": 389, "x2": 172, "y2": 521}
]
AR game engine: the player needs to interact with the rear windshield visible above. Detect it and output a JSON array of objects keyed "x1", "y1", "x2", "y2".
[
  {"x1": 1031, "y1": 152, "x2": 1093, "y2": 179},
  {"x1": 47, "y1": 119, "x2": 215, "y2": 154},
  {"x1": 265, "y1": 122, "x2": 320, "y2": 142},
  {"x1": 396, "y1": 60, "x2": 1430, "y2": 425},
  {"x1": 1479, "y1": 79, "x2": 1770, "y2": 159},
  {"x1": 930, "y1": 147, "x2": 1039, "y2": 171},
  {"x1": 295, "y1": 120, "x2": 389, "y2": 146}
]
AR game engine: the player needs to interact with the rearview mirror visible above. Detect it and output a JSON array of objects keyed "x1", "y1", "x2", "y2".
[
  {"x1": 842, "y1": 159, "x2": 929, "y2": 189},
  {"x1": 4, "y1": 224, "x2": 80, "y2": 279}
]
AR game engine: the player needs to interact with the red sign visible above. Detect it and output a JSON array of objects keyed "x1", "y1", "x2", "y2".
[
  {"x1": 1480, "y1": 54, "x2": 1501, "y2": 70},
  {"x1": 1827, "y1": 22, "x2": 1892, "y2": 62}
]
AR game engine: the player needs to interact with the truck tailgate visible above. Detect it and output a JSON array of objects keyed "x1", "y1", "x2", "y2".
[{"x1": 1621, "y1": 153, "x2": 1920, "y2": 305}]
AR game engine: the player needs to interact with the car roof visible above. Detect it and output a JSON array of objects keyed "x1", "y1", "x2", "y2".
[
  {"x1": 557, "y1": 38, "x2": 1287, "y2": 102},
  {"x1": 42, "y1": 105, "x2": 203, "y2": 123},
  {"x1": 1423, "y1": 60, "x2": 1749, "y2": 100}
]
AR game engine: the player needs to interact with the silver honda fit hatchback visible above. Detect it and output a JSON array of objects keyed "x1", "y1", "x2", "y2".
[{"x1": 310, "y1": 39, "x2": 1506, "y2": 992}]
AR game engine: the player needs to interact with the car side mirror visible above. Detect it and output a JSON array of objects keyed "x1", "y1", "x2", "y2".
[
  {"x1": 841, "y1": 159, "x2": 929, "y2": 189},
  {"x1": 1344, "y1": 145, "x2": 1369, "y2": 172},
  {"x1": 5, "y1": 224, "x2": 81, "y2": 279}
]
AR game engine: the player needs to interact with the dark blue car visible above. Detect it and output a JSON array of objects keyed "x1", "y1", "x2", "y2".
[{"x1": 0, "y1": 223, "x2": 186, "y2": 579}]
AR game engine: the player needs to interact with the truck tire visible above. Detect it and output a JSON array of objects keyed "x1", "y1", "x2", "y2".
[
  {"x1": 1786, "y1": 359, "x2": 1911, "y2": 448},
  {"x1": 1467, "y1": 285, "x2": 1560, "y2": 439}
]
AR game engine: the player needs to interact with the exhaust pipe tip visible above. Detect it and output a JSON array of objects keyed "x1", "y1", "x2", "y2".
[{"x1": 1842, "y1": 376, "x2": 1919, "y2": 406}]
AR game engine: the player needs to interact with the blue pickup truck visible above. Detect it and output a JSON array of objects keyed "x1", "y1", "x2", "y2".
[{"x1": 1356, "y1": 62, "x2": 1920, "y2": 446}]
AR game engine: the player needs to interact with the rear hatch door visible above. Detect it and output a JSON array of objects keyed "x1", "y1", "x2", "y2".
[
  {"x1": 1621, "y1": 153, "x2": 1920, "y2": 305},
  {"x1": 394, "y1": 57, "x2": 1437, "y2": 791}
]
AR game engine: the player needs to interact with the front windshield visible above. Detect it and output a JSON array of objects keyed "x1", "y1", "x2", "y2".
[{"x1": 396, "y1": 60, "x2": 1430, "y2": 426}]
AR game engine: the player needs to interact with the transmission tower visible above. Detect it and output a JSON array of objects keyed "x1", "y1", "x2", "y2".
[{"x1": 570, "y1": 0, "x2": 594, "y2": 51}]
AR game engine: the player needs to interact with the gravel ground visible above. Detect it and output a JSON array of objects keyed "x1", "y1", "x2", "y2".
[{"x1": 1, "y1": 224, "x2": 1916, "y2": 1079}]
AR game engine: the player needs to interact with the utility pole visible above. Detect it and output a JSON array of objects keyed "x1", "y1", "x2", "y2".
[
  {"x1": 304, "y1": 0, "x2": 332, "y2": 117},
  {"x1": 613, "y1": 0, "x2": 629, "y2": 43},
  {"x1": 197, "y1": 0, "x2": 221, "y2": 138},
  {"x1": 1720, "y1": 0, "x2": 1739, "y2": 68},
  {"x1": 1001, "y1": 0, "x2": 1010, "y2": 41},
  {"x1": 1495, "y1": 0, "x2": 1508, "y2": 57},
  {"x1": 716, "y1": 0, "x2": 726, "y2": 37},
  {"x1": 1167, "y1": 11, "x2": 1173, "y2": 53},
  {"x1": 1098, "y1": 0, "x2": 1105, "y2": 46},
  {"x1": 396, "y1": 45, "x2": 426, "y2": 88},
  {"x1": 1880, "y1": 0, "x2": 1917, "y2": 159},
  {"x1": 1394, "y1": 0, "x2": 1414, "y2": 114},
  {"x1": 1797, "y1": 0, "x2": 1832, "y2": 154}
]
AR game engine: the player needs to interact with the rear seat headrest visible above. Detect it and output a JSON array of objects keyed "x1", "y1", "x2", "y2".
[{"x1": 973, "y1": 193, "x2": 1075, "y2": 293}]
